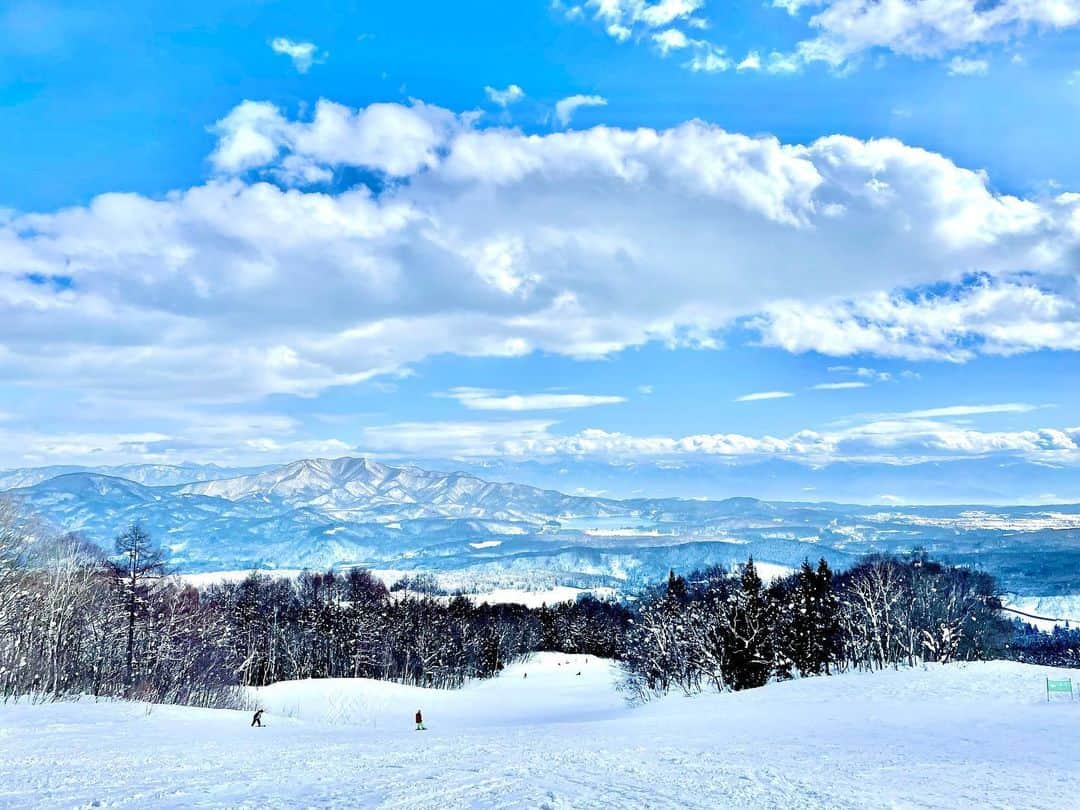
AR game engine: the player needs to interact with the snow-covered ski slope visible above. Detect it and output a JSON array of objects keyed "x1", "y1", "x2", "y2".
[{"x1": 3, "y1": 653, "x2": 1080, "y2": 809}]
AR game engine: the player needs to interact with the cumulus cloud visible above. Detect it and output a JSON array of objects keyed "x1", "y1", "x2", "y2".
[
  {"x1": 210, "y1": 98, "x2": 461, "y2": 176},
  {"x1": 438, "y1": 387, "x2": 627, "y2": 410},
  {"x1": 3, "y1": 97, "x2": 1080, "y2": 418},
  {"x1": 484, "y1": 84, "x2": 526, "y2": 106},
  {"x1": 553, "y1": 94, "x2": 608, "y2": 126},
  {"x1": 751, "y1": 277, "x2": 1080, "y2": 361},
  {"x1": 270, "y1": 38, "x2": 323, "y2": 73},
  {"x1": 778, "y1": 0, "x2": 1080, "y2": 70},
  {"x1": 571, "y1": 0, "x2": 1080, "y2": 74},
  {"x1": 356, "y1": 413, "x2": 1080, "y2": 465}
]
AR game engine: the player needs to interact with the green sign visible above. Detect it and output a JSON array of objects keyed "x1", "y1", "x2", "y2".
[{"x1": 1047, "y1": 678, "x2": 1073, "y2": 697}]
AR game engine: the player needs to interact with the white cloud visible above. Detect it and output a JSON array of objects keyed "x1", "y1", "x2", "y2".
[
  {"x1": 484, "y1": 84, "x2": 526, "y2": 106},
  {"x1": 210, "y1": 98, "x2": 461, "y2": 176},
  {"x1": 579, "y1": 0, "x2": 733, "y2": 73},
  {"x1": 765, "y1": 50, "x2": 802, "y2": 74},
  {"x1": 812, "y1": 381, "x2": 868, "y2": 390},
  {"x1": 947, "y1": 56, "x2": 989, "y2": 76},
  {"x1": 0, "y1": 413, "x2": 355, "y2": 468},
  {"x1": 893, "y1": 403, "x2": 1042, "y2": 419},
  {"x1": 652, "y1": 28, "x2": 730, "y2": 70},
  {"x1": 752, "y1": 277, "x2": 1080, "y2": 362},
  {"x1": 736, "y1": 391, "x2": 794, "y2": 401},
  {"x1": 554, "y1": 94, "x2": 608, "y2": 126},
  {"x1": 270, "y1": 38, "x2": 323, "y2": 73},
  {"x1": 570, "y1": 0, "x2": 1080, "y2": 74},
  {"x1": 685, "y1": 41, "x2": 730, "y2": 72},
  {"x1": 361, "y1": 419, "x2": 557, "y2": 457},
  {"x1": 736, "y1": 51, "x2": 761, "y2": 71},
  {"x1": 3, "y1": 97, "x2": 1080, "y2": 416},
  {"x1": 828, "y1": 366, "x2": 894, "y2": 383},
  {"x1": 589, "y1": 0, "x2": 707, "y2": 33},
  {"x1": 354, "y1": 415, "x2": 1080, "y2": 465},
  {"x1": 779, "y1": 0, "x2": 1080, "y2": 70},
  {"x1": 653, "y1": 28, "x2": 690, "y2": 54},
  {"x1": 438, "y1": 387, "x2": 627, "y2": 410}
]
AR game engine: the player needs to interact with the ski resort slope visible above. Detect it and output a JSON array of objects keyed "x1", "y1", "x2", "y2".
[{"x1": 2, "y1": 654, "x2": 1080, "y2": 809}]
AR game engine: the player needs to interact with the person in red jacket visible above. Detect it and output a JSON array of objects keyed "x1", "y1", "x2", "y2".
[{"x1": 415, "y1": 709, "x2": 426, "y2": 731}]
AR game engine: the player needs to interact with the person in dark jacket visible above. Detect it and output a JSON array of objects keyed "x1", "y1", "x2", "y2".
[
  {"x1": 415, "y1": 709, "x2": 426, "y2": 730},
  {"x1": 251, "y1": 709, "x2": 264, "y2": 727}
]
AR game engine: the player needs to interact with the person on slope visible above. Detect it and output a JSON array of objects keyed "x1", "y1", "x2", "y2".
[
  {"x1": 251, "y1": 709, "x2": 264, "y2": 728},
  {"x1": 415, "y1": 709, "x2": 426, "y2": 731}
]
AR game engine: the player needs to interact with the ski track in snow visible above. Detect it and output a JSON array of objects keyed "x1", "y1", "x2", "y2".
[{"x1": 2, "y1": 654, "x2": 1080, "y2": 809}]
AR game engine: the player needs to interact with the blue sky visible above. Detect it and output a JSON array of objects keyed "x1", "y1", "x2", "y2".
[{"x1": 3, "y1": 0, "x2": 1080, "y2": 502}]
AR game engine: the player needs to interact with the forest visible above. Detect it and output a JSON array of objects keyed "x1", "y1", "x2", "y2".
[{"x1": 0, "y1": 501, "x2": 1072, "y2": 707}]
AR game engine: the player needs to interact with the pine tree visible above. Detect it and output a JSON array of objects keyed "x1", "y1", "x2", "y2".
[
  {"x1": 812, "y1": 558, "x2": 841, "y2": 674},
  {"x1": 112, "y1": 522, "x2": 165, "y2": 686},
  {"x1": 725, "y1": 558, "x2": 775, "y2": 690}
]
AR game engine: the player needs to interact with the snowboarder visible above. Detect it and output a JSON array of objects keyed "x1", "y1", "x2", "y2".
[
  {"x1": 523, "y1": 672, "x2": 528, "y2": 679},
  {"x1": 415, "y1": 709, "x2": 426, "y2": 731},
  {"x1": 251, "y1": 709, "x2": 264, "y2": 728}
]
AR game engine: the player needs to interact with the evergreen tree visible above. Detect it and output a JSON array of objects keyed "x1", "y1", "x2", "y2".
[{"x1": 111, "y1": 522, "x2": 165, "y2": 685}]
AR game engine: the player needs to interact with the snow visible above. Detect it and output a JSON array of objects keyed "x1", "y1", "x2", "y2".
[
  {"x1": 177, "y1": 569, "x2": 306, "y2": 588},
  {"x1": 464, "y1": 586, "x2": 617, "y2": 607},
  {"x1": 1004, "y1": 594, "x2": 1080, "y2": 631},
  {"x1": 177, "y1": 572, "x2": 613, "y2": 608},
  {"x1": 747, "y1": 561, "x2": 795, "y2": 582},
  {"x1": 3, "y1": 655, "x2": 1080, "y2": 808}
]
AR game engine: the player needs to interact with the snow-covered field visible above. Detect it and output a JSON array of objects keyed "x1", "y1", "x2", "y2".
[
  {"x1": 3, "y1": 654, "x2": 1080, "y2": 809},
  {"x1": 1004, "y1": 594, "x2": 1080, "y2": 631}
]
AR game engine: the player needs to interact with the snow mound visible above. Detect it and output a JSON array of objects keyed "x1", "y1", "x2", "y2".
[{"x1": 251, "y1": 653, "x2": 620, "y2": 728}]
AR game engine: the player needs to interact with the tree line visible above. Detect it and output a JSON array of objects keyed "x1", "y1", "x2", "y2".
[
  {"x1": 620, "y1": 555, "x2": 1015, "y2": 700},
  {"x1": 0, "y1": 510, "x2": 620, "y2": 704},
  {"x1": 0, "y1": 503, "x2": 1046, "y2": 708}
]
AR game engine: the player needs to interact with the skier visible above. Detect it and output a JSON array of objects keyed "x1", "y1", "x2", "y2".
[
  {"x1": 251, "y1": 709, "x2": 264, "y2": 728},
  {"x1": 415, "y1": 709, "x2": 426, "y2": 731}
]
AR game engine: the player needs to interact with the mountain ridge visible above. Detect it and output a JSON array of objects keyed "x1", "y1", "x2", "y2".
[{"x1": 5, "y1": 455, "x2": 1080, "y2": 595}]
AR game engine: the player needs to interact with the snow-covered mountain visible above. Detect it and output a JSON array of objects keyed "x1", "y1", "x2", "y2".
[
  {"x1": 0, "y1": 462, "x2": 271, "y2": 491},
  {"x1": 176, "y1": 457, "x2": 621, "y2": 522},
  {"x1": 4, "y1": 455, "x2": 1080, "y2": 595}
]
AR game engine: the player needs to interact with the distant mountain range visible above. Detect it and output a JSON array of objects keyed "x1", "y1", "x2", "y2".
[
  {"x1": 0, "y1": 462, "x2": 274, "y2": 491},
  {"x1": 5, "y1": 456, "x2": 1080, "y2": 596}
]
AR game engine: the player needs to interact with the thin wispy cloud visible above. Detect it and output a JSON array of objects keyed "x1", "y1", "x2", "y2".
[
  {"x1": 439, "y1": 387, "x2": 626, "y2": 411},
  {"x1": 554, "y1": 94, "x2": 607, "y2": 126},
  {"x1": 735, "y1": 391, "x2": 794, "y2": 402},
  {"x1": 813, "y1": 382, "x2": 869, "y2": 390},
  {"x1": 897, "y1": 403, "x2": 1043, "y2": 419}
]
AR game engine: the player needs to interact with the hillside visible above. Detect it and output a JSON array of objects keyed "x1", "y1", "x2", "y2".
[
  {"x1": 2, "y1": 655, "x2": 1078, "y2": 808},
  {"x1": 5, "y1": 456, "x2": 1080, "y2": 595}
]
